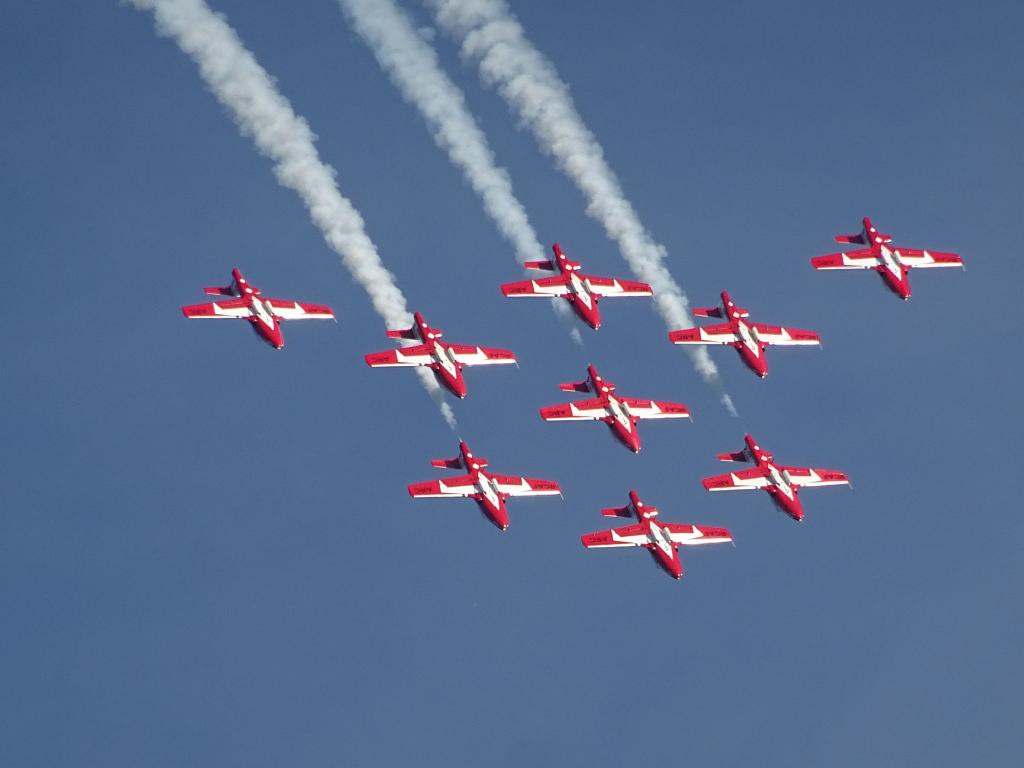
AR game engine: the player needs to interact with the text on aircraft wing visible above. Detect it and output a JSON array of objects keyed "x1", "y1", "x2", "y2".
[
  {"x1": 702, "y1": 467, "x2": 772, "y2": 491},
  {"x1": 811, "y1": 249, "x2": 883, "y2": 270},
  {"x1": 581, "y1": 523, "x2": 651, "y2": 548},
  {"x1": 181, "y1": 299, "x2": 252, "y2": 319},
  {"x1": 365, "y1": 344, "x2": 435, "y2": 367},
  {"x1": 890, "y1": 247, "x2": 964, "y2": 268},
  {"x1": 488, "y1": 475, "x2": 562, "y2": 496},
  {"x1": 748, "y1": 323, "x2": 821, "y2": 346},
  {"x1": 540, "y1": 399, "x2": 611, "y2": 421},
  {"x1": 661, "y1": 523, "x2": 733, "y2": 545},
  {"x1": 669, "y1": 323, "x2": 739, "y2": 345},
  {"x1": 616, "y1": 397, "x2": 691, "y2": 419},
  {"x1": 407, "y1": 475, "x2": 477, "y2": 498},
  {"x1": 445, "y1": 344, "x2": 518, "y2": 366},
  {"x1": 501, "y1": 276, "x2": 571, "y2": 298},
  {"x1": 581, "y1": 275, "x2": 654, "y2": 297},
  {"x1": 264, "y1": 298, "x2": 335, "y2": 320},
  {"x1": 777, "y1": 466, "x2": 851, "y2": 488}
]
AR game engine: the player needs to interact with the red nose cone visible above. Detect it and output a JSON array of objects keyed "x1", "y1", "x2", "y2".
[
  {"x1": 625, "y1": 430, "x2": 641, "y2": 454},
  {"x1": 739, "y1": 346, "x2": 769, "y2": 378},
  {"x1": 651, "y1": 546, "x2": 683, "y2": 580},
  {"x1": 476, "y1": 494, "x2": 510, "y2": 530},
  {"x1": 267, "y1": 328, "x2": 285, "y2": 349},
  {"x1": 773, "y1": 491, "x2": 805, "y2": 522},
  {"x1": 610, "y1": 421, "x2": 641, "y2": 453},
  {"x1": 489, "y1": 507, "x2": 510, "y2": 531},
  {"x1": 573, "y1": 299, "x2": 602, "y2": 330},
  {"x1": 437, "y1": 368, "x2": 468, "y2": 399},
  {"x1": 663, "y1": 552, "x2": 683, "y2": 580}
]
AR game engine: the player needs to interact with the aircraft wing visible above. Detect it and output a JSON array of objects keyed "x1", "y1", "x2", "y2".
[
  {"x1": 891, "y1": 247, "x2": 964, "y2": 269},
  {"x1": 811, "y1": 248, "x2": 883, "y2": 270},
  {"x1": 581, "y1": 523, "x2": 650, "y2": 548},
  {"x1": 365, "y1": 344, "x2": 435, "y2": 367},
  {"x1": 778, "y1": 466, "x2": 851, "y2": 488},
  {"x1": 661, "y1": 523, "x2": 733, "y2": 545},
  {"x1": 668, "y1": 323, "x2": 740, "y2": 345},
  {"x1": 264, "y1": 298, "x2": 335, "y2": 320},
  {"x1": 750, "y1": 323, "x2": 821, "y2": 346},
  {"x1": 617, "y1": 397, "x2": 691, "y2": 419},
  {"x1": 181, "y1": 298, "x2": 252, "y2": 319},
  {"x1": 407, "y1": 475, "x2": 477, "y2": 498},
  {"x1": 445, "y1": 344, "x2": 518, "y2": 366},
  {"x1": 539, "y1": 399, "x2": 611, "y2": 421},
  {"x1": 582, "y1": 275, "x2": 654, "y2": 297},
  {"x1": 488, "y1": 475, "x2": 562, "y2": 497},
  {"x1": 702, "y1": 467, "x2": 771, "y2": 492},
  {"x1": 501, "y1": 275, "x2": 570, "y2": 298}
]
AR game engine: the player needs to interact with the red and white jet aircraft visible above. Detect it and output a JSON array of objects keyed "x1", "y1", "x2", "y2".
[
  {"x1": 181, "y1": 268, "x2": 335, "y2": 349},
  {"x1": 580, "y1": 490, "x2": 732, "y2": 581},
  {"x1": 668, "y1": 291, "x2": 821, "y2": 378},
  {"x1": 702, "y1": 434, "x2": 850, "y2": 521},
  {"x1": 539, "y1": 364, "x2": 691, "y2": 453},
  {"x1": 365, "y1": 312, "x2": 517, "y2": 398},
  {"x1": 407, "y1": 441, "x2": 562, "y2": 531},
  {"x1": 500, "y1": 243, "x2": 653, "y2": 329},
  {"x1": 811, "y1": 217, "x2": 964, "y2": 300}
]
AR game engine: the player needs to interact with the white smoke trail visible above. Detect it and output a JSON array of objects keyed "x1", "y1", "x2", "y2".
[
  {"x1": 426, "y1": 0, "x2": 734, "y2": 412},
  {"x1": 130, "y1": 0, "x2": 457, "y2": 429},
  {"x1": 337, "y1": 0, "x2": 581, "y2": 345}
]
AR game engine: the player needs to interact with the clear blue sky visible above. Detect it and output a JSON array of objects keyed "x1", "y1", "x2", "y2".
[{"x1": 1, "y1": 1, "x2": 1020, "y2": 765}]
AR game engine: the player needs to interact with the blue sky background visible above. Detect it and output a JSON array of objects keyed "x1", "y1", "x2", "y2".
[{"x1": 1, "y1": 1, "x2": 1021, "y2": 765}]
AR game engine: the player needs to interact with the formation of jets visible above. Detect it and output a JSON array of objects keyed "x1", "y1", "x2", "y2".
[{"x1": 182, "y1": 221, "x2": 962, "y2": 580}]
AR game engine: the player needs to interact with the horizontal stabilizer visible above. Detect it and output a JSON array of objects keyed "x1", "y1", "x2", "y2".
[
  {"x1": 834, "y1": 233, "x2": 866, "y2": 244},
  {"x1": 693, "y1": 307, "x2": 724, "y2": 318},
  {"x1": 601, "y1": 505, "x2": 632, "y2": 518},
  {"x1": 203, "y1": 285, "x2": 235, "y2": 297},
  {"x1": 430, "y1": 457, "x2": 464, "y2": 469},
  {"x1": 386, "y1": 327, "x2": 420, "y2": 340},
  {"x1": 717, "y1": 450, "x2": 748, "y2": 462},
  {"x1": 559, "y1": 380, "x2": 591, "y2": 393},
  {"x1": 524, "y1": 260, "x2": 556, "y2": 271}
]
